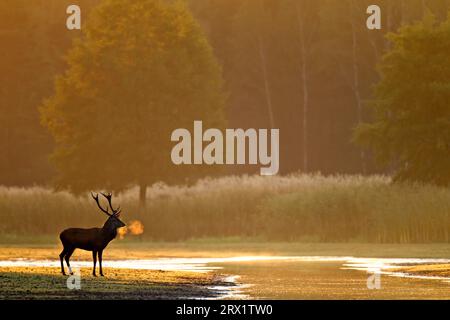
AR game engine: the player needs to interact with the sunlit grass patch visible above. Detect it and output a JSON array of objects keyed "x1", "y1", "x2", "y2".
[{"x1": 0, "y1": 266, "x2": 224, "y2": 300}]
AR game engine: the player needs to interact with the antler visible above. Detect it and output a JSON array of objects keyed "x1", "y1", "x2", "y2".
[
  {"x1": 91, "y1": 192, "x2": 112, "y2": 216},
  {"x1": 100, "y1": 192, "x2": 122, "y2": 216}
]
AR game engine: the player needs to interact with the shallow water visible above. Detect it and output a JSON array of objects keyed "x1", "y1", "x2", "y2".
[
  {"x1": 1, "y1": 256, "x2": 449, "y2": 299},
  {"x1": 216, "y1": 257, "x2": 450, "y2": 299}
]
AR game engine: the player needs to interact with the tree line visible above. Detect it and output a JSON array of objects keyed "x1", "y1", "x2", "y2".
[{"x1": 1, "y1": 0, "x2": 449, "y2": 192}]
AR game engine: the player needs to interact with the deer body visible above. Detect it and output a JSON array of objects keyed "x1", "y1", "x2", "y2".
[{"x1": 59, "y1": 193, "x2": 125, "y2": 277}]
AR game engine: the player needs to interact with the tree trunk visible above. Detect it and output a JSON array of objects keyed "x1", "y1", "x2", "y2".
[
  {"x1": 365, "y1": 23, "x2": 380, "y2": 63},
  {"x1": 296, "y1": 5, "x2": 309, "y2": 172},
  {"x1": 257, "y1": 35, "x2": 275, "y2": 129},
  {"x1": 350, "y1": 1, "x2": 366, "y2": 174},
  {"x1": 139, "y1": 183, "x2": 147, "y2": 211},
  {"x1": 400, "y1": 0, "x2": 405, "y2": 26},
  {"x1": 385, "y1": 0, "x2": 392, "y2": 51}
]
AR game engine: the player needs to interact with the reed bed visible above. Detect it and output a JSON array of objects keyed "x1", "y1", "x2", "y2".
[{"x1": 0, "y1": 174, "x2": 449, "y2": 243}]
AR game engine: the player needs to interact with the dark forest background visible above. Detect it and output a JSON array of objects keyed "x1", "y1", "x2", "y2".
[{"x1": 1, "y1": 0, "x2": 449, "y2": 187}]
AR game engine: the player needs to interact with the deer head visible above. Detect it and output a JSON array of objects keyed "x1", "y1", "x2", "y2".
[{"x1": 91, "y1": 192, "x2": 126, "y2": 230}]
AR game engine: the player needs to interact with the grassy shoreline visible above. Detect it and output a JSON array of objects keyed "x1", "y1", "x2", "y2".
[
  {"x1": 0, "y1": 266, "x2": 231, "y2": 300},
  {"x1": 0, "y1": 241, "x2": 449, "y2": 259},
  {"x1": 391, "y1": 264, "x2": 450, "y2": 278}
]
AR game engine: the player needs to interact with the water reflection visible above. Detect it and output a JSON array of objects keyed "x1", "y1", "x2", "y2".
[{"x1": 1, "y1": 255, "x2": 449, "y2": 299}]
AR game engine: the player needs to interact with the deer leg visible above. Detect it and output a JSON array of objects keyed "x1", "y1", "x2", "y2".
[
  {"x1": 64, "y1": 248, "x2": 75, "y2": 275},
  {"x1": 98, "y1": 250, "x2": 104, "y2": 276},
  {"x1": 92, "y1": 251, "x2": 97, "y2": 277},
  {"x1": 59, "y1": 248, "x2": 68, "y2": 275}
]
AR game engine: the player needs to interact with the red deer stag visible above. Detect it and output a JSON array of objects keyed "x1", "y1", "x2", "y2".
[{"x1": 59, "y1": 192, "x2": 126, "y2": 276}]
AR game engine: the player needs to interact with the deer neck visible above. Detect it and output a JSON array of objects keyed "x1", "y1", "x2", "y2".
[{"x1": 101, "y1": 222, "x2": 118, "y2": 241}]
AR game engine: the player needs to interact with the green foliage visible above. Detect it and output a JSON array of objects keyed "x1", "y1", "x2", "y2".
[
  {"x1": 1, "y1": 175, "x2": 449, "y2": 243},
  {"x1": 41, "y1": 0, "x2": 226, "y2": 193},
  {"x1": 354, "y1": 13, "x2": 450, "y2": 186}
]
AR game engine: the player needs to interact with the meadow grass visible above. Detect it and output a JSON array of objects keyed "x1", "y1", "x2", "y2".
[{"x1": 0, "y1": 174, "x2": 449, "y2": 243}]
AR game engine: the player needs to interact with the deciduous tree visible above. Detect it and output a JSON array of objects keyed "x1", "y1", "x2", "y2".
[
  {"x1": 354, "y1": 13, "x2": 450, "y2": 185},
  {"x1": 41, "y1": 0, "x2": 226, "y2": 206}
]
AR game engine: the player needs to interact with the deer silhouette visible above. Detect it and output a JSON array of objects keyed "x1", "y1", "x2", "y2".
[{"x1": 59, "y1": 192, "x2": 126, "y2": 276}]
